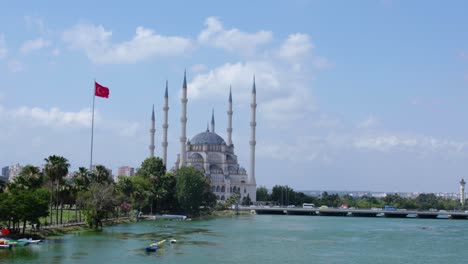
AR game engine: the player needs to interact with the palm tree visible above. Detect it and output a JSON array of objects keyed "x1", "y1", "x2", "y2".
[
  {"x1": 73, "y1": 167, "x2": 90, "y2": 222},
  {"x1": 15, "y1": 165, "x2": 44, "y2": 190},
  {"x1": 44, "y1": 155, "x2": 70, "y2": 225},
  {"x1": 91, "y1": 165, "x2": 112, "y2": 184}
]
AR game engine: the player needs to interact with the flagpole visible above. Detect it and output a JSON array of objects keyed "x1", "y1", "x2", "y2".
[{"x1": 90, "y1": 80, "x2": 96, "y2": 171}]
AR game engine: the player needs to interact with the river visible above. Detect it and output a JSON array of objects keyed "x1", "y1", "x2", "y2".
[{"x1": 1, "y1": 214, "x2": 467, "y2": 263}]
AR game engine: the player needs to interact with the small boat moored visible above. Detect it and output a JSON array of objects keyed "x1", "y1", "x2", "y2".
[{"x1": 145, "y1": 239, "x2": 166, "y2": 252}]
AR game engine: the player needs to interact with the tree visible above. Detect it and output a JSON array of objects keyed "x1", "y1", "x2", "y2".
[
  {"x1": 116, "y1": 175, "x2": 134, "y2": 200},
  {"x1": 136, "y1": 157, "x2": 167, "y2": 214},
  {"x1": 130, "y1": 175, "x2": 152, "y2": 214},
  {"x1": 225, "y1": 193, "x2": 240, "y2": 208},
  {"x1": 44, "y1": 155, "x2": 70, "y2": 225},
  {"x1": 91, "y1": 165, "x2": 113, "y2": 184},
  {"x1": 241, "y1": 194, "x2": 252, "y2": 206},
  {"x1": 0, "y1": 179, "x2": 5, "y2": 193},
  {"x1": 77, "y1": 182, "x2": 118, "y2": 230},
  {"x1": 175, "y1": 167, "x2": 216, "y2": 216},
  {"x1": 256, "y1": 186, "x2": 270, "y2": 202},
  {"x1": 271, "y1": 185, "x2": 294, "y2": 206},
  {"x1": 157, "y1": 173, "x2": 178, "y2": 213},
  {"x1": 72, "y1": 167, "x2": 91, "y2": 222},
  {"x1": 137, "y1": 157, "x2": 166, "y2": 179},
  {"x1": 11, "y1": 165, "x2": 45, "y2": 190}
]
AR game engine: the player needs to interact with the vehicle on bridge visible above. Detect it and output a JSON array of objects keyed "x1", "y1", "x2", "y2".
[
  {"x1": 383, "y1": 205, "x2": 397, "y2": 211},
  {"x1": 302, "y1": 203, "x2": 315, "y2": 209}
]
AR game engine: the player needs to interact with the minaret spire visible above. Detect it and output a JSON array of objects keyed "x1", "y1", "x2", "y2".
[
  {"x1": 461, "y1": 178, "x2": 466, "y2": 207},
  {"x1": 248, "y1": 76, "x2": 257, "y2": 202},
  {"x1": 162, "y1": 80, "x2": 169, "y2": 166},
  {"x1": 211, "y1": 108, "x2": 215, "y2": 133},
  {"x1": 179, "y1": 70, "x2": 188, "y2": 168},
  {"x1": 227, "y1": 86, "x2": 233, "y2": 146},
  {"x1": 149, "y1": 104, "x2": 156, "y2": 158}
]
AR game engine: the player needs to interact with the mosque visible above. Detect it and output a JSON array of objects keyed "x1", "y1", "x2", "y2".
[{"x1": 149, "y1": 72, "x2": 257, "y2": 202}]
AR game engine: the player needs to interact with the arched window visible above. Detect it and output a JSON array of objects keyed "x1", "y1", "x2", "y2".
[
  {"x1": 221, "y1": 195, "x2": 225, "y2": 200},
  {"x1": 230, "y1": 186, "x2": 232, "y2": 193},
  {"x1": 221, "y1": 186, "x2": 225, "y2": 192},
  {"x1": 189, "y1": 153, "x2": 203, "y2": 163},
  {"x1": 210, "y1": 164, "x2": 223, "y2": 174},
  {"x1": 216, "y1": 186, "x2": 220, "y2": 192}
]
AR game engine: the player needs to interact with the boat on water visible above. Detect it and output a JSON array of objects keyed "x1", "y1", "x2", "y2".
[
  {"x1": 145, "y1": 239, "x2": 166, "y2": 252},
  {"x1": 153, "y1": 214, "x2": 187, "y2": 220},
  {"x1": 0, "y1": 244, "x2": 12, "y2": 249},
  {"x1": 17, "y1": 238, "x2": 41, "y2": 244}
]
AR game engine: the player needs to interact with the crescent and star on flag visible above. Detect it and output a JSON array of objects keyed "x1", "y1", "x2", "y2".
[{"x1": 95, "y1": 81, "x2": 110, "y2": 98}]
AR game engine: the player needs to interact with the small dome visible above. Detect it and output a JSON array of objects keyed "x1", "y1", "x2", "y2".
[{"x1": 191, "y1": 131, "x2": 225, "y2": 145}]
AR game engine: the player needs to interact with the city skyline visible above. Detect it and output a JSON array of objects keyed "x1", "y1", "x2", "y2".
[{"x1": 1, "y1": 1, "x2": 468, "y2": 193}]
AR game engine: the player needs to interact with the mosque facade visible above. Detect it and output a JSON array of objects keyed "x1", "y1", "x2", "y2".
[{"x1": 149, "y1": 72, "x2": 257, "y2": 202}]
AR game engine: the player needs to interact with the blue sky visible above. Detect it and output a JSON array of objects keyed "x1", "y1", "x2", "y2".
[{"x1": 1, "y1": 0, "x2": 468, "y2": 193}]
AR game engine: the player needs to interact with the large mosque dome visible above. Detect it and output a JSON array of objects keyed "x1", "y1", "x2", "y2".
[{"x1": 190, "y1": 131, "x2": 226, "y2": 145}]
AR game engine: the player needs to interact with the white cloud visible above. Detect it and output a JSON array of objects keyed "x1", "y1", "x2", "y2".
[
  {"x1": 278, "y1": 33, "x2": 313, "y2": 61},
  {"x1": 357, "y1": 116, "x2": 379, "y2": 129},
  {"x1": 353, "y1": 134, "x2": 468, "y2": 152},
  {"x1": 198, "y1": 17, "x2": 273, "y2": 55},
  {"x1": 261, "y1": 90, "x2": 315, "y2": 121},
  {"x1": 20, "y1": 38, "x2": 51, "y2": 54},
  {"x1": 0, "y1": 35, "x2": 7, "y2": 58},
  {"x1": 24, "y1": 16, "x2": 46, "y2": 34},
  {"x1": 9, "y1": 106, "x2": 92, "y2": 127},
  {"x1": 62, "y1": 23, "x2": 192, "y2": 64},
  {"x1": 257, "y1": 135, "x2": 336, "y2": 163},
  {"x1": 188, "y1": 61, "x2": 280, "y2": 101},
  {"x1": 7, "y1": 60, "x2": 24, "y2": 73}
]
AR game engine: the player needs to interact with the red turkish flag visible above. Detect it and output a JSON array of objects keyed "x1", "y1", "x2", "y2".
[{"x1": 95, "y1": 81, "x2": 110, "y2": 98}]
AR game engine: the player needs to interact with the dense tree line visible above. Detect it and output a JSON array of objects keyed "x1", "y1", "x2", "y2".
[
  {"x1": 257, "y1": 185, "x2": 466, "y2": 210},
  {"x1": 0, "y1": 155, "x2": 217, "y2": 232}
]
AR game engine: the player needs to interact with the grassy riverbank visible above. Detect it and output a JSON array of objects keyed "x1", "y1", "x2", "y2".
[
  {"x1": 31, "y1": 217, "x2": 135, "y2": 239},
  {"x1": 22, "y1": 211, "x2": 247, "y2": 239}
]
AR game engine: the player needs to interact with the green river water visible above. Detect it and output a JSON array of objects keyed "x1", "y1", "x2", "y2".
[{"x1": 1, "y1": 215, "x2": 467, "y2": 263}]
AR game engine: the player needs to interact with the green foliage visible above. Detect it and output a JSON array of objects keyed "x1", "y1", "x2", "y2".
[
  {"x1": 271, "y1": 185, "x2": 295, "y2": 205},
  {"x1": 241, "y1": 194, "x2": 252, "y2": 206},
  {"x1": 91, "y1": 165, "x2": 113, "y2": 184},
  {"x1": 175, "y1": 167, "x2": 216, "y2": 216},
  {"x1": 256, "y1": 186, "x2": 270, "y2": 201},
  {"x1": 225, "y1": 193, "x2": 240, "y2": 208},
  {"x1": 0, "y1": 188, "x2": 49, "y2": 234},
  {"x1": 77, "y1": 182, "x2": 118, "y2": 230},
  {"x1": 44, "y1": 155, "x2": 70, "y2": 225},
  {"x1": 44, "y1": 155, "x2": 70, "y2": 183},
  {"x1": 137, "y1": 157, "x2": 166, "y2": 179},
  {"x1": 129, "y1": 175, "x2": 152, "y2": 211},
  {"x1": 9, "y1": 165, "x2": 45, "y2": 190},
  {"x1": 73, "y1": 167, "x2": 91, "y2": 191}
]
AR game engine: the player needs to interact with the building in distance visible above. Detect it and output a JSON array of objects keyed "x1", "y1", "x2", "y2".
[{"x1": 118, "y1": 166, "x2": 135, "y2": 177}]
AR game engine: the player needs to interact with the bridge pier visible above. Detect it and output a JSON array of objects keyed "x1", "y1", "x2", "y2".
[
  {"x1": 417, "y1": 214, "x2": 438, "y2": 219},
  {"x1": 351, "y1": 212, "x2": 378, "y2": 217}
]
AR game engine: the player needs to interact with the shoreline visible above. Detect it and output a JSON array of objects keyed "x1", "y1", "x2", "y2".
[{"x1": 2, "y1": 210, "x2": 249, "y2": 240}]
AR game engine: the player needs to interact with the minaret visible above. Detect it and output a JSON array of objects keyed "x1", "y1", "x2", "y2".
[
  {"x1": 460, "y1": 178, "x2": 466, "y2": 206},
  {"x1": 149, "y1": 104, "x2": 155, "y2": 157},
  {"x1": 248, "y1": 76, "x2": 257, "y2": 202},
  {"x1": 162, "y1": 81, "x2": 169, "y2": 166},
  {"x1": 227, "y1": 86, "x2": 233, "y2": 146},
  {"x1": 211, "y1": 108, "x2": 215, "y2": 133},
  {"x1": 179, "y1": 71, "x2": 188, "y2": 168}
]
